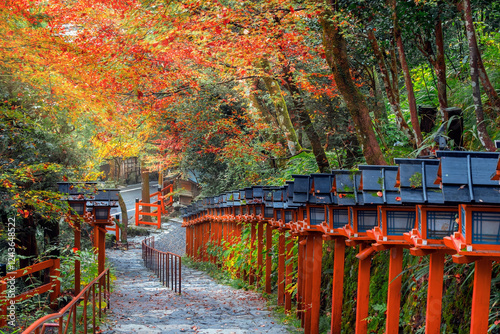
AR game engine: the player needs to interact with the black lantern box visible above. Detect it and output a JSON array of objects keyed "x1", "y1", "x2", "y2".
[
  {"x1": 180, "y1": 207, "x2": 189, "y2": 226},
  {"x1": 359, "y1": 165, "x2": 416, "y2": 245},
  {"x1": 438, "y1": 151, "x2": 500, "y2": 258},
  {"x1": 301, "y1": 173, "x2": 333, "y2": 233},
  {"x1": 279, "y1": 181, "x2": 300, "y2": 229},
  {"x1": 396, "y1": 158, "x2": 458, "y2": 250},
  {"x1": 237, "y1": 189, "x2": 246, "y2": 218},
  {"x1": 289, "y1": 174, "x2": 311, "y2": 232},
  {"x1": 249, "y1": 186, "x2": 264, "y2": 221},
  {"x1": 243, "y1": 187, "x2": 254, "y2": 221},
  {"x1": 269, "y1": 187, "x2": 285, "y2": 228},
  {"x1": 214, "y1": 194, "x2": 223, "y2": 221},
  {"x1": 58, "y1": 182, "x2": 97, "y2": 216},
  {"x1": 230, "y1": 191, "x2": 241, "y2": 217},
  {"x1": 88, "y1": 189, "x2": 119, "y2": 221},
  {"x1": 262, "y1": 186, "x2": 280, "y2": 223},
  {"x1": 333, "y1": 170, "x2": 377, "y2": 241}
]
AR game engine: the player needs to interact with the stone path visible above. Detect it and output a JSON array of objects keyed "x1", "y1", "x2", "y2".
[{"x1": 102, "y1": 221, "x2": 291, "y2": 334}]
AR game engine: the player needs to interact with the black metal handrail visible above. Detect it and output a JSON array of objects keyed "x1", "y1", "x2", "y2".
[{"x1": 142, "y1": 236, "x2": 182, "y2": 294}]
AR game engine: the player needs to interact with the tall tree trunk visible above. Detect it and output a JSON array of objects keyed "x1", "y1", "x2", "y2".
[
  {"x1": 434, "y1": 13, "x2": 449, "y2": 119},
  {"x1": 247, "y1": 78, "x2": 281, "y2": 144},
  {"x1": 372, "y1": 66, "x2": 388, "y2": 122},
  {"x1": 391, "y1": 0, "x2": 423, "y2": 147},
  {"x1": 257, "y1": 59, "x2": 302, "y2": 156},
  {"x1": 141, "y1": 162, "x2": 151, "y2": 222},
  {"x1": 368, "y1": 29, "x2": 414, "y2": 145},
  {"x1": 318, "y1": 3, "x2": 386, "y2": 165},
  {"x1": 282, "y1": 63, "x2": 330, "y2": 173},
  {"x1": 118, "y1": 193, "x2": 128, "y2": 246},
  {"x1": 463, "y1": 0, "x2": 496, "y2": 151}
]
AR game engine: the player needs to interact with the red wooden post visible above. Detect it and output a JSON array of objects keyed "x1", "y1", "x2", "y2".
[
  {"x1": 135, "y1": 200, "x2": 139, "y2": 226},
  {"x1": 257, "y1": 222, "x2": 264, "y2": 287},
  {"x1": 265, "y1": 223, "x2": 272, "y2": 294},
  {"x1": 297, "y1": 236, "x2": 305, "y2": 322},
  {"x1": 331, "y1": 238, "x2": 346, "y2": 334},
  {"x1": 470, "y1": 259, "x2": 493, "y2": 334},
  {"x1": 285, "y1": 232, "x2": 293, "y2": 312},
  {"x1": 310, "y1": 233, "x2": 323, "y2": 334},
  {"x1": 74, "y1": 218, "x2": 81, "y2": 295},
  {"x1": 355, "y1": 243, "x2": 371, "y2": 334},
  {"x1": 277, "y1": 231, "x2": 286, "y2": 306},
  {"x1": 425, "y1": 251, "x2": 445, "y2": 333},
  {"x1": 250, "y1": 223, "x2": 256, "y2": 285},
  {"x1": 302, "y1": 235, "x2": 314, "y2": 333},
  {"x1": 386, "y1": 247, "x2": 403, "y2": 333}
]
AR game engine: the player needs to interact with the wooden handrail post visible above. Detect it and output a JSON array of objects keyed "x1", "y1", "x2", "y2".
[
  {"x1": 265, "y1": 223, "x2": 272, "y2": 294},
  {"x1": 470, "y1": 259, "x2": 493, "y2": 334},
  {"x1": 49, "y1": 259, "x2": 61, "y2": 309},
  {"x1": 355, "y1": 243, "x2": 371, "y2": 334},
  {"x1": 277, "y1": 231, "x2": 285, "y2": 306},
  {"x1": 386, "y1": 247, "x2": 403, "y2": 333},
  {"x1": 330, "y1": 237, "x2": 346, "y2": 334},
  {"x1": 135, "y1": 199, "x2": 139, "y2": 226}
]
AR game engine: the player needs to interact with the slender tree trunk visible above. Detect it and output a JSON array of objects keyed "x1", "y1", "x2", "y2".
[
  {"x1": 368, "y1": 29, "x2": 414, "y2": 144},
  {"x1": 391, "y1": 0, "x2": 423, "y2": 147},
  {"x1": 141, "y1": 162, "x2": 151, "y2": 222},
  {"x1": 463, "y1": 0, "x2": 496, "y2": 151},
  {"x1": 118, "y1": 193, "x2": 128, "y2": 245},
  {"x1": 282, "y1": 64, "x2": 330, "y2": 173},
  {"x1": 258, "y1": 59, "x2": 302, "y2": 155},
  {"x1": 247, "y1": 78, "x2": 281, "y2": 144},
  {"x1": 372, "y1": 66, "x2": 388, "y2": 121},
  {"x1": 434, "y1": 14, "x2": 449, "y2": 119},
  {"x1": 318, "y1": 4, "x2": 386, "y2": 165}
]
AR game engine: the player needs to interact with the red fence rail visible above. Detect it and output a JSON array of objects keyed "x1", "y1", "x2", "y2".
[
  {"x1": 1, "y1": 259, "x2": 61, "y2": 327},
  {"x1": 21, "y1": 268, "x2": 110, "y2": 334},
  {"x1": 135, "y1": 184, "x2": 174, "y2": 229},
  {"x1": 142, "y1": 236, "x2": 181, "y2": 294}
]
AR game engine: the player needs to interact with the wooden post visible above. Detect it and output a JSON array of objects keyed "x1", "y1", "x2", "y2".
[
  {"x1": 304, "y1": 236, "x2": 313, "y2": 332},
  {"x1": 278, "y1": 231, "x2": 286, "y2": 306},
  {"x1": 386, "y1": 246, "x2": 403, "y2": 333},
  {"x1": 285, "y1": 232, "x2": 293, "y2": 312},
  {"x1": 310, "y1": 233, "x2": 323, "y2": 334},
  {"x1": 250, "y1": 223, "x2": 256, "y2": 285},
  {"x1": 355, "y1": 243, "x2": 371, "y2": 334},
  {"x1": 297, "y1": 236, "x2": 305, "y2": 322},
  {"x1": 265, "y1": 223, "x2": 272, "y2": 294},
  {"x1": 74, "y1": 217, "x2": 81, "y2": 295},
  {"x1": 257, "y1": 222, "x2": 264, "y2": 288},
  {"x1": 425, "y1": 251, "x2": 445, "y2": 333},
  {"x1": 135, "y1": 199, "x2": 139, "y2": 226},
  {"x1": 331, "y1": 237, "x2": 346, "y2": 334},
  {"x1": 470, "y1": 259, "x2": 493, "y2": 334}
]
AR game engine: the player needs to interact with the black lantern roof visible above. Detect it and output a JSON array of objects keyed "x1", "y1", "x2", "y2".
[
  {"x1": 264, "y1": 186, "x2": 280, "y2": 207},
  {"x1": 332, "y1": 170, "x2": 362, "y2": 206},
  {"x1": 436, "y1": 151, "x2": 500, "y2": 204},
  {"x1": 394, "y1": 158, "x2": 443, "y2": 204},
  {"x1": 292, "y1": 174, "x2": 310, "y2": 203},
  {"x1": 359, "y1": 165, "x2": 400, "y2": 205},
  {"x1": 310, "y1": 173, "x2": 334, "y2": 205},
  {"x1": 57, "y1": 182, "x2": 97, "y2": 201},
  {"x1": 89, "y1": 189, "x2": 120, "y2": 207},
  {"x1": 273, "y1": 187, "x2": 285, "y2": 209},
  {"x1": 285, "y1": 181, "x2": 303, "y2": 208},
  {"x1": 251, "y1": 186, "x2": 264, "y2": 204}
]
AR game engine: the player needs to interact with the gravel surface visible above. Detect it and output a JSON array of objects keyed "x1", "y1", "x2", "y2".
[{"x1": 102, "y1": 219, "x2": 291, "y2": 334}]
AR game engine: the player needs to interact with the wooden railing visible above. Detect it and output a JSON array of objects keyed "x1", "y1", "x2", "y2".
[
  {"x1": 135, "y1": 184, "x2": 174, "y2": 229},
  {"x1": 21, "y1": 268, "x2": 110, "y2": 334},
  {"x1": 1, "y1": 259, "x2": 60, "y2": 327},
  {"x1": 142, "y1": 236, "x2": 181, "y2": 294}
]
